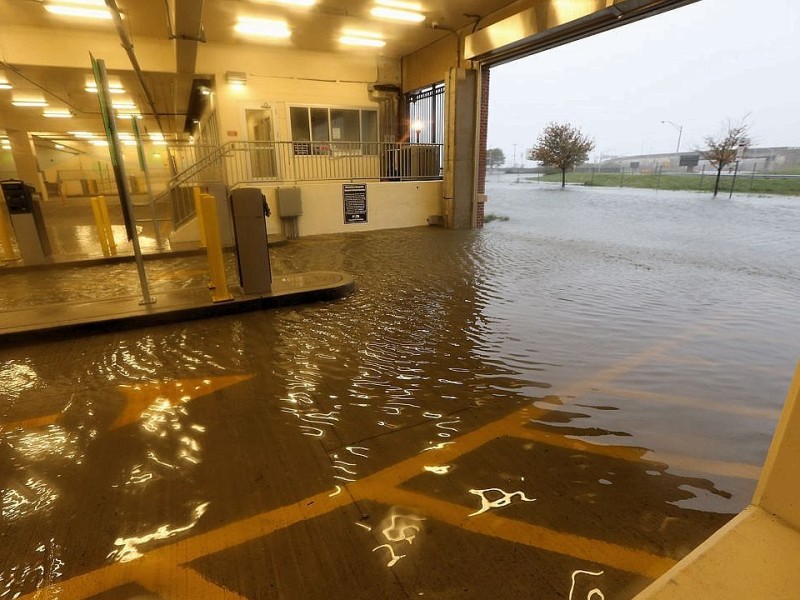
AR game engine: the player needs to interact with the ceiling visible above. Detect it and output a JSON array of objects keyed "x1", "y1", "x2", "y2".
[{"x1": 0, "y1": 0, "x2": 516, "y2": 148}]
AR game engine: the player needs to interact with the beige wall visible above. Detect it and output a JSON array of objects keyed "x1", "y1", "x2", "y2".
[
  {"x1": 402, "y1": 35, "x2": 458, "y2": 93},
  {"x1": 258, "y1": 180, "x2": 441, "y2": 238},
  {"x1": 198, "y1": 43, "x2": 390, "y2": 144}
]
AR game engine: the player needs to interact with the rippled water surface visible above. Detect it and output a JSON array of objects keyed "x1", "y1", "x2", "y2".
[{"x1": 2, "y1": 179, "x2": 799, "y2": 598}]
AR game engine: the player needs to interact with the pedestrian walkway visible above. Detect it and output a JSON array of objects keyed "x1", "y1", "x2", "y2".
[{"x1": 0, "y1": 196, "x2": 353, "y2": 342}]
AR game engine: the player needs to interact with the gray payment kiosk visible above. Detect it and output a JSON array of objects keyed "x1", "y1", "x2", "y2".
[
  {"x1": 230, "y1": 188, "x2": 272, "y2": 294},
  {"x1": 1, "y1": 179, "x2": 52, "y2": 264}
]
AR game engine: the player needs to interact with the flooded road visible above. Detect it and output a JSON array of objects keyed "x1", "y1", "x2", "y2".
[{"x1": 2, "y1": 180, "x2": 798, "y2": 598}]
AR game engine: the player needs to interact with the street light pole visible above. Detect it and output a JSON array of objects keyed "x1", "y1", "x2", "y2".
[{"x1": 661, "y1": 120, "x2": 683, "y2": 154}]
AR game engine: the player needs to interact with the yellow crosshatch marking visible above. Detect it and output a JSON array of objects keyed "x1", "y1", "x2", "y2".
[{"x1": 16, "y1": 324, "x2": 760, "y2": 599}]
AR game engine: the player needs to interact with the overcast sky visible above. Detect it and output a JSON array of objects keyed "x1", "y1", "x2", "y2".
[{"x1": 488, "y1": 0, "x2": 800, "y2": 163}]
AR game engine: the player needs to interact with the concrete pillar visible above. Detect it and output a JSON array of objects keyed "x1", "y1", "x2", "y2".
[
  {"x1": 442, "y1": 67, "x2": 478, "y2": 229},
  {"x1": 6, "y1": 130, "x2": 48, "y2": 201}
]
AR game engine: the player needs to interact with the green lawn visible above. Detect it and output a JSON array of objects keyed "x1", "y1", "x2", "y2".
[{"x1": 529, "y1": 172, "x2": 800, "y2": 196}]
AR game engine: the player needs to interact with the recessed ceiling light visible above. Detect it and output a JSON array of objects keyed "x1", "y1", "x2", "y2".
[
  {"x1": 111, "y1": 100, "x2": 137, "y2": 109},
  {"x1": 69, "y1": 131, "x2": 96, "y2": 138},
  {"x1": 234, "y1": 17, "x2": 291, "y2": 38},
  {"x1": 90, "y1": 140, "x2": 109, "y2": 146},
  {"x1": 55, "y1": 144, "x2": 66, "y2": 150}
]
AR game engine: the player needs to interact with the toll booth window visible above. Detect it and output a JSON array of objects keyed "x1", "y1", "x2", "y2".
[{"x1": 290, "y1": 106, "x2": 378, "y2": 156}]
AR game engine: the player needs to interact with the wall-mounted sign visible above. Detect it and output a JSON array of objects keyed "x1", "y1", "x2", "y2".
[
  {"x1": 227, "y1": 130, "x2": 239, "y2": 137},
  {"x1": 343, "y1": 183, "x2": 367, "y2": 224}
]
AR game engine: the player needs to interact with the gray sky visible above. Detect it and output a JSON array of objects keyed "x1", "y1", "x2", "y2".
[{"x1": 488, "y1": 0, "x2": 800, "y2": 163}]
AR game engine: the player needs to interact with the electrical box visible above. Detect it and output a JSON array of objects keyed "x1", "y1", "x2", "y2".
[{"x1": 277, "y1": 187, "x2": 302, "y2": 217}]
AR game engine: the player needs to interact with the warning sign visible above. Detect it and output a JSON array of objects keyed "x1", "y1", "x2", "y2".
[{"x1": 343, "y1": 183, "x2": 368, "y2": 224}]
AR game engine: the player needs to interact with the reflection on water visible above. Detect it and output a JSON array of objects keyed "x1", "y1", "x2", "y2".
[{"x1": 1, "y1": 182, "x2": 799, "y2": 597}]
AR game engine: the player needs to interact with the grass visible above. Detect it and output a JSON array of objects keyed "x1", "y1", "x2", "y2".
[{"x1": 528, "y1": 171, "x2": 800, "y2": 196}]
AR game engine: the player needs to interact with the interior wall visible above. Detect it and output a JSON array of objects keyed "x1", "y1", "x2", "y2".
[{"x1": 198, "y1": 44, "x2": 388, "y2": 144}]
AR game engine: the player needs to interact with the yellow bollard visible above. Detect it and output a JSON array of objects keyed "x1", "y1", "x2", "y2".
[
  {"x1": 97, "y1": 195, "x2": 117, "y2": 256},
  {"x1": 199, "y1": 192, "x2": 233, "y2": 303},
  {"x1": 91, "y1": 196, "x2": 111, "y2": 257},
  {"x1": 192, "y1": 186, "x2": 207, "y2": 248},
  {"x1": 0, "y1": 200, "x2": 16, "y2": 261}
]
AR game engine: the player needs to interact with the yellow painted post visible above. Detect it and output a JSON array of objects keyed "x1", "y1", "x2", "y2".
[
  {"x1": 97, "y1": 195, "x2": 117, "y2": 255},
  {"x1": 199, "y1": 193, "x2": 233, "y2": 303},
  {"x1": 91, "y1": 196, "x2": 111, "y2": 257},
  {"x1": 192, "y1": 186, "x2": 207, "y2": 248},
  {"x1": 0, "y1": 200, "x2": 16, "y2": 261}
]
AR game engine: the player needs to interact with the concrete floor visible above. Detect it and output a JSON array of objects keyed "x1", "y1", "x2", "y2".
[{"x1": 0, "y1": 195, "x2": 772, "y2": 598}]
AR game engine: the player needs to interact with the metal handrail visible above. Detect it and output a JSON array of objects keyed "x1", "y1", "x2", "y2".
[{"x1": 149, "y1": 140, "x2": 444, "y2": 230}]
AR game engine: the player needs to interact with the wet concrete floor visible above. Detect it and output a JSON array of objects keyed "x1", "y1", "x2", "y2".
[{"x1": 2, "y1": 184, "x2": 799, "y2": 598}]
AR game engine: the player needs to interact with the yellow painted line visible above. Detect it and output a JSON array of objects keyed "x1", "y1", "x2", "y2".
[
  {"x1": 357, "y1": 484, "x2": 676, "y2": 579},
  {"x1": 0, "y1": 413, "x2": 60, "y2": 431},
  {"x1": 18, "y1": 488, "x2": 354, "y2": 600},
  {"x1": 509, "y1": 427, "x2": 762, "y2": 480},
  {"x1": 598, "y1": 386, "x2": 781, "y2": 420},
  {"x1": 112, "y1": 374, "x2": 254, "y2": 430},
  {"x1": 17, "y1": 328, "x2": 722, "y2": 598},
  {"x1": 140, "y1": 565, "x2": 247, "y2": 600}
]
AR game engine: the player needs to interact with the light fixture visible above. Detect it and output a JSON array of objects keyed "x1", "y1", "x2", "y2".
[
  {"x1": 12, "y1": 99, "x2": 49, "y2": 107},
  {"x1": 371, "y1": 0, "x2": 424, "y2": 22},
  {"x1": 234, "y1": 17, "x2": 291, "y2": 38},
  {"x1": 225, "y1": 71, "x2": 248, "y2": 86},
  {"x1": 43, "y1": 109, "x2": 73, "y2": 118},
  {"x1": 85, "y1": 84, "x2": 126, "y2": 94},
  {"x1": 90, "y1": 140, "x2": 109, "y2": 146},
  {"x1": 250, "y1": 0, "x2": 316, "y2": 6},
  {"x1": 111, "y1": 99, "x2": 137, "y2": 109},
  {"x1": 340, "y1": 30, "x2": 386, "y2": 47},
  {"x1": 116, "y1": 112, "x2": 142, "y2": 120},
  {"x1": 0, "y1": 82, "x2": 12, "y2": 90},
  {"x1": 44, "y1": 0, "x2": 112, "y2": 20},
  {"x1": 69, "y1": 131, "x2": 96, "y2": 138},
  {"x1": 55, "y1": 144, "x2": 66, "y2": 150},
  {"x1": 149, "y1": 132, "x2": 165, "y2": 141}
]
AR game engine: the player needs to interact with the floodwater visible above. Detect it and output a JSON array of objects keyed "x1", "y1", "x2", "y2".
[{"x1": 1, "y1": 178, "x2": 799, "y2": 598}]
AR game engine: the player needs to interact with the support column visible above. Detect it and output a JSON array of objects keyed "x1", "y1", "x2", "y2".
[
  {"x1": 443, "y1": 67, "x2": 478, "y2": 229},
  {"x1": 6, "y1": 130, "x2": 48, "y2": 201}
]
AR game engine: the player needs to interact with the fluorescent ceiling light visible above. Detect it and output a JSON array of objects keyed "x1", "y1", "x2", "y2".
[
  {"x1": 44, "y1": 2, "x2": 112, "y2": 20},
  {"x1": 12, "y1": 100, "x2": 49, "y2": 107},
  {"x1": 234, "y1": 17, "x2": 291, "y2": 38},
  {"x1": 376, "y1": 0, "x2": 422, "y2": 10},
  {"x1": 112, "y1": 100, "x2": 137, "y2": 109},
  {"x1": 370, "y1": 7, "x2": 425, "y2": 22},
  {"x1": 55, "y1": 144, "x2": 66, "y2": 149},
  {"x1": 43, "y1": 109, "x2": 73, "y2": 118},
  {"x1": 149, "y1": 132, "x2": 165, "y2": 141},
  {"x1": 85, "y1": 84, "x2": 126, "y2": 94},
  {"x1": 340, "y1": 35, "x2": 386, "y2": 48},
  {"x1": 250, "y1": 0, "x2": 316, "y2": 6},
  {"x1": 116, "y1": 112, "x2": 142, "y2": 119},
  {"x1": 90, "y1": 140, "x2": 109, "y2": 146},
  {"x1": 0, "y1": 83, "x2": 12, "y2": 90},
  {"x1": 69, "y1": 131, "x2": 96, "y2": 138}
]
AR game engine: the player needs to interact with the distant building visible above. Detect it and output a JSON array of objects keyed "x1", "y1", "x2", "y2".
[{"x1": 598, "y1": 147, "x2": 800, "y2": 173}]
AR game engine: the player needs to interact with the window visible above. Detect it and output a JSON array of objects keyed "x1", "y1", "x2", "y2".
[
  {"x1": 290, "y1": 106, "x2": 379, "y2": 155},
  {"x1": 406, "y1": 82, "x2": 445, "y2": 144}
]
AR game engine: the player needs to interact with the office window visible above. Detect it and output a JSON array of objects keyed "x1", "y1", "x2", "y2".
[{"x1": 290, "y1": 106, "x2": 378, "y2": 155}]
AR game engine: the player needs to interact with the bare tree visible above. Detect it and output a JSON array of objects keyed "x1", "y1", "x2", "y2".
[
  {"x1": 528, "y1": 122, "x2": 595, "y2": 188},
  {"x1": 486, "y1": 148, "x2": 506, "y2": 170},
  {"x1": 703, "y1": 117, "x2": 752, "y2": 197}
]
